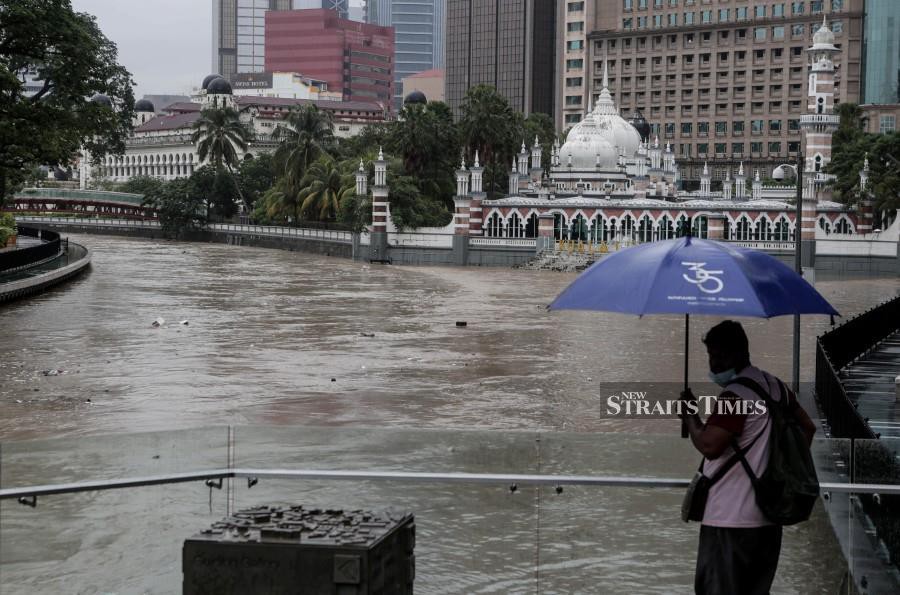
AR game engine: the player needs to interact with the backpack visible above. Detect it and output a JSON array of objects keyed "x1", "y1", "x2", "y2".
[{"x1": 730, "y1": 375, "x2": 820, "y2": 526}]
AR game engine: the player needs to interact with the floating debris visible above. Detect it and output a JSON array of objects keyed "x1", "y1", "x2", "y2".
[{"x1": 151, "y1": 318, "x2": 165, "y2": 328}]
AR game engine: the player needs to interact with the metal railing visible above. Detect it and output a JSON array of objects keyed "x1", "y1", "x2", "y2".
[
  {"x1": 0, "y1": 226, "x2": 61, "y2": 273},
  {"x1": 1, "y1": 467, "x2": 895, "y2": 506},
  {"x1": 13, "y1": 188, "x2": 145, "y2": 206},
  {"x1": 815, "y1": 295, "x2": 900, "y2": 440}
]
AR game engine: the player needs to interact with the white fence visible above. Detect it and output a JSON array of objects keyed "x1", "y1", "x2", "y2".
[{"x1": 470, "y1": 237, "x2": 537, "y2": 248}]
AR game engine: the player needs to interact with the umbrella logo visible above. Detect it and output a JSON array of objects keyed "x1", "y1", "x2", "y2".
[{"x1": 681, "y1": 262, "x2": 725, "y2": 294}]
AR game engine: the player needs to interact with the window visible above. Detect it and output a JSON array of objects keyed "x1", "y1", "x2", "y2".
[
  {"x1": 792, "y1": 1, "x2": 804, "y2": 15},
  {"x1": 755, "y1": 5, "x2": 766, "y2": 18},
  {"x1": 565, "y1": 114, "x2": 581, "y2": 125},
  {"x1": 832, "y1": 0, "x2": 843, "y2": 9},
  {"x1": 567, "y1": 1, "x2": 584, "y2": 12},
  {"x1": 701, "y1": 10, "x2": 711, "y2": 23},
  {"x1": 773, "y1": 3, "x2": 785, "y2": 18},
  {"x1": 769, "y1": 119, "x2": 782, "y2": 132},
  {"x1": 681, "y1": 122, "x2": 693, "y2": 135},
  {"x1": 698, "y1": 143, "x2": 709, "y2": 155},
  {"x1": 567, "y1": 40, "x2": 584, "y2": 51},
  {"x1": 792, "y1": 24, "x2": 804, "y2": 36},
  {"x1": 654, "y1": 0, "x2": 662, "y2": 7},
  {"x1": 566, "y1": 95, "x2": 583, "y2": 106},
  {"x1": 736, "y1": 7, "x2": 748, "y2": 20},
  {"x1": 654, "y1": 14, "x2": 663, "y2": 27},
  {"x1": 623, "y1": 17, "x2": 633, "y2": 29},
  {"x1": 566, "y1": 77, "x2": 583, "y2": 87},
  {"x1": 754, "y1": 28, "x2": 766, "y2": 41},
  {"x1": 624, "y1": 0, "x2": 633, "y2": 9},
  {"x1": 788, "y1": 118, "x2": 800, "y2": 131},
  {"x1": 665, "y1": 122, "x2": 675, "y2": 137},
  {"x1": 718, "y1": 8, "x2": 729, "y2": 22},
  {"x1": 751, "y1": 119, "x2": 764, "y2": 133},
  {"x1": 733, "y1": 121, "x2": 745, "y2": 134},
  {"x1": 638, "y1": 0, "x2": 647, "y2": 7},
  {"x1": 732, "y1": 143, "x2": 744, "y2": 154},
  {"x1": 769, "y1": 142, "x2": 782, "y2": 154},
  {"x1": 716, "y1": 121, "x2": 727, "y2": 135},
  {"x1": 566, "y1": 59, "x2": 583, "y2": 70},
  {"x1": 811, "y1": 0, "x2": 823, "y2": 13},
  {"x1": 832, "y1": 20, "x2": 842, "y2": 33},
  {"x1": 751, "y1": 141, "x2": 763, "y2": 154},
  {"x1": 880, "y1": 115, "x2": 897, "y2": 134},
  {"x1": 638, "y1": 16, "x2": 647, "y2": 28},
  {"x1": 684, "y1": 11, "x2": 694, "y2": 24},
  {"x1": 567, "y1": 21, "x2": 584, "y2": 32},
  {"x1": 669, "y1": 0, "x2": 678, "y2": 6},
  {"x1": 788, "y1": 141, "x2": 801, "y2": 153},
  {"x1": 773, "y1": 26, "x2": 784, "y2": 40},
  {"x1": 669, "y1": 13, "x2": 677, "y2": 26},
  {"x1": 715, "y1": 143, "x2": 726, "y2": 154},
  {"x1": 698, "y1": 121, "x2": 709, "y2": 136}
]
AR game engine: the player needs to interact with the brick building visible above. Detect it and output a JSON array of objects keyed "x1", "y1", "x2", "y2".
[{"x1": 265, "y1": 9, "x2": 395, "y2": 108}]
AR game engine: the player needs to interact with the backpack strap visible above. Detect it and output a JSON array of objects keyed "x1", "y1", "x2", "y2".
[
  {"x1": 724, "y1": 376, "x2": 776, "y2": 486},
  {"x1": 700, "y1": 423, "x2": 767, "y2": 487}
]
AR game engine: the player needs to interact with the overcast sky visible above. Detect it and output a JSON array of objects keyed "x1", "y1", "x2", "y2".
[{"x1": 71, "y1": 1, "x2": 362, "y2": 98}]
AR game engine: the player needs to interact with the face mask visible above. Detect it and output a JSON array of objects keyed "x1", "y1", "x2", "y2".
[{"x1": 708, "y1": 368, "x2": 737, "y2": 387}]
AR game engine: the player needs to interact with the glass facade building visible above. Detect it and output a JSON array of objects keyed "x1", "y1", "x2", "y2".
[
  {"x1": 863, "y1": 0, "x2": 899, "y2": 104},
  {"x1": 365, "y1": 0, "x2": 446, "y2": 109},
  {"x1": 213, "y1": 0, "x2": 293, "y2": 79}
]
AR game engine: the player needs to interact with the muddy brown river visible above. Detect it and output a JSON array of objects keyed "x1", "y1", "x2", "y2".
[{"x1": 1, "y1": 234, "x2": 897, "y2": 593}]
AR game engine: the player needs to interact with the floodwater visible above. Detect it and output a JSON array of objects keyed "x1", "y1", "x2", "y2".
[{"x1": 0, "y1": 234, "x2": 897, "y2": 594}]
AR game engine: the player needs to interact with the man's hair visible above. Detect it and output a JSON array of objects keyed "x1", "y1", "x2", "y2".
[{"x1": 702, "y1": 320, "x2": 750, "y2": 361}]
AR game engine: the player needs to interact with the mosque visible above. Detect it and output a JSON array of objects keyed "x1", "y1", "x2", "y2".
[{"x1": 448, "y1": 18, "x2": 870, "y2": 243}]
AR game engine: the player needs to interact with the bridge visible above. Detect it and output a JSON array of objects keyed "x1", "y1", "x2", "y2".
[{"x1": 5, "y1": 188, "x2": 154, "y2": 219}]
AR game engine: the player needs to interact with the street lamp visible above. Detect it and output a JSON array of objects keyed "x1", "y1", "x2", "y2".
[{"x1": 772, "y1": 155, "x2": 804, "y2": 394}]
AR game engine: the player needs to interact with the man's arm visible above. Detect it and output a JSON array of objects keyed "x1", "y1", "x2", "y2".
[
  {"x1": 679, "y1": 389, "x2": 737, "y2": 459},
  {"x1": 681, "y1": 411, "x2": 735, "y2": 459},
  {"x1": 794, "y1": 403, "x2": 816, "y2": 446}
]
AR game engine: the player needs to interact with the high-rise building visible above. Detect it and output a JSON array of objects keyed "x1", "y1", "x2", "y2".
[
  {"x1": 212, "y1": 0, "x2": 293, "y2": 80},
  {"x1": 292, "y1": 0, "x2": 350, "y2": 19},
  {"x1": 446, "y1": 0, "x2": 556, "y2": 117},
  {"x1": 563, "y1": 0, "x2": 864, "y2": 185},
  {"x1": 265, "y1": 9, "x2": 395, "y2": 107},
  {"x1": 860, "y1": 0, "x2": 899, "y2": 135},
  {"x1": 364, "y1": 1, "x2": 446, "y2": 109}
]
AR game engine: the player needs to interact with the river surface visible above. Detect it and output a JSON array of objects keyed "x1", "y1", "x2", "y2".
[{"x1": 0, "y1": 233, "x2": 897, "y2": 594}]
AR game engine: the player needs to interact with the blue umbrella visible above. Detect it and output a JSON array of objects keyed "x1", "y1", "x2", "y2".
[{"x1": 548, "y1": 236, "x2": 839, "y2": 435}]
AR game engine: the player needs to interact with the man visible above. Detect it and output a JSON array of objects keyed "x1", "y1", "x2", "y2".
[{"x1": 679, "y1": 320, "x2": 816, "y2": 595}]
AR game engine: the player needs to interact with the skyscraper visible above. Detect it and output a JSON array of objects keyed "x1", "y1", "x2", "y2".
[
  {"x1": 365, "y1": 0, "x2": 446, "y2": 108},
  {"x1": 862, "y1": 0, "x2": 899, "y2": 105},
  {"x1": 446, "y1": 0, "x2": 556, "y2": 117},
  {"x1": 212, "y1": 0, "x2": 293, "y2": 80}
]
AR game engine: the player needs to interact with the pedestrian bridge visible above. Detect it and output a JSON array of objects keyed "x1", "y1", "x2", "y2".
[{"x1": 6, "y1": 188, "x2": 153, "y2": 219}]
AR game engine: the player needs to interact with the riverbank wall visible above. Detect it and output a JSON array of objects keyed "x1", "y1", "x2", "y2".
[{"x1": 13, "y1": 216, "x2": 900, "y2": 275}]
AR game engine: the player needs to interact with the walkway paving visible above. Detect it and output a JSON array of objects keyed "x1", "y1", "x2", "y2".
[{"x1": 841, "y1": 332, "x2": 900, "y2": 438}]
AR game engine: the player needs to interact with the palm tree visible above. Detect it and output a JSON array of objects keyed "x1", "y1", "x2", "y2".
[
  {"x1": 272, "y1": 104, "x2": 335, "y2": 193},
  {"x1": 296, "y1": 156, "x2": 354, "y2": 221},
  {"x1": 191, "y1": 107, "x2": 252, "y2": 171}
]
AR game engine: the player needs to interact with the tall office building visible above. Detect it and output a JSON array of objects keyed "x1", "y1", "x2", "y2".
[
  {"x1": 563, "y1": 0, "x2": 864, "y2": 185},
  {"x1": 860, "y1": 0, "x2": 899, "y2": 135},
  {"x1": 293, "y1": 0, "x2": 350, "y2": 19},
  {"x1": 446, "y1": 0, "x2": 556, "y2": 117},
  {"x1": 365, "y1": 0, "x2": 446, "y2": 108},
  {"x1": 212, "y1": 0, "x2": 293, "y2": 80},
  {"x1": 265, "y1": 9, "x2": 395, "y2": 106}
]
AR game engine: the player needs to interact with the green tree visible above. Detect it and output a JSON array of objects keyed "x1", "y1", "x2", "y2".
[
  {"x1": 458, "y1": 85, "x2": 520, "y2": 193},
  {"x1": 295, "y1": 156, "x2": 354, "y2": 220},
  {"x1": 237, "y1": 152, "x2": 275, "y2": 209},
  {"x1": 191, "y1": 107, "x2": 251, "y2": 171},
  {"x1": 272, "y1": 104, "x2": 335, "y2": 192},
  {"x1": 520, "y1": 112, "x2": 556, "y2": 174},
  {"x1": 388, "y1": 101, "x2": 458, "y2": 207},
  {"x1": 0, "y1": 0, "x2": 135, "y2": 205},
  {"x1": 120, "y1": 175, "x2": 164, "y2": 197},
  {"x1": 138, "y1": 177, "x2": 206, "y2": 239}
]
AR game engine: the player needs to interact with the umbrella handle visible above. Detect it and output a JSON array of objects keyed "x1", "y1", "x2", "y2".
[{"x1": 683, "y1": 314, "x2": 689, "y2": 439}]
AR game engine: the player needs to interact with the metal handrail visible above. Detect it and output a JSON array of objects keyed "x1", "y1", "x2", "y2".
[{"x1": 1, "y1": 468, "x2": 897, "y2": 503}]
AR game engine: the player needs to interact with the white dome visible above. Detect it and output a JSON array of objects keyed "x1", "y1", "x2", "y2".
[
  {"x1": 558, "y1": 86, "x2": 642, "y2": 171},
  {"x1": 810, "y1": 16, "x2": 837, "y2": 50}
]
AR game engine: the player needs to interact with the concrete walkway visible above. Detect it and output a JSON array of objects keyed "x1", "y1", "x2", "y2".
[{"x1": 841, "y1": 332, "x2": 900, "y2": 438}]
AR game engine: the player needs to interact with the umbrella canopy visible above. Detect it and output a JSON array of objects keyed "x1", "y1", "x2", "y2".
[{"x1": 549, "y1": 236, "x2": 838, "y2": 319}]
